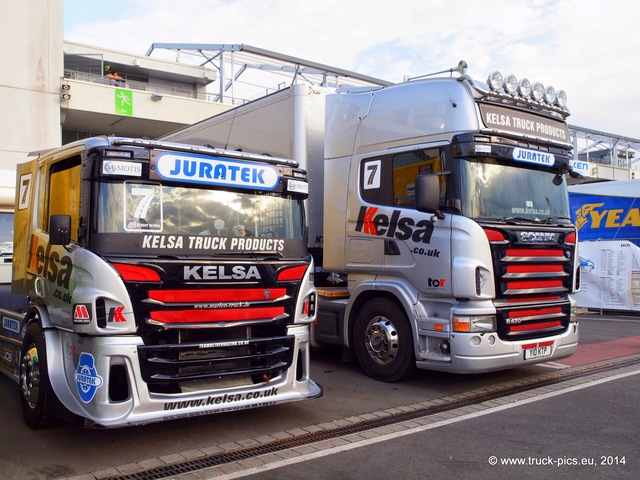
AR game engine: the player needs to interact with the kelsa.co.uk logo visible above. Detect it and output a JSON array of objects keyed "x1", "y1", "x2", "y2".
[{"x1": 355, "y1": 206, "x2": 434, "y2": 244}]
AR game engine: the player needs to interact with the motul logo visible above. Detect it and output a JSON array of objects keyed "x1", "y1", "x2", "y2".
[
  {"x1": 73, "y1": 303, "x2": 92, "y2": 324},
  {"x1": 355, "y1": 206, "x2": 434, "y2": 244}
]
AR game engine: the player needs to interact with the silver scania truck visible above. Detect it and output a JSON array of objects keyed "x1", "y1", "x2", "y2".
[{"x1": 162, "y1": 64, "x2": 580, "y2": 382}]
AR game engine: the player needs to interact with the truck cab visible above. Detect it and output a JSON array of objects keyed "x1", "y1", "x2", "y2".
[
  {"x1": 2, "y1": 137, "x2": 321, "y2": 428},
  {"x1": 320, "y1": 71, "x2": 579, "y2": 380}
]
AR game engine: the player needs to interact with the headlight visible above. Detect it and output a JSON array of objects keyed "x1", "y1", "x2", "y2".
[
  {"x1": 487, "y1": 71, "x2": 503, "y2": 91},
  {"x1": 531, "y1": 82, "x2": 545, "y2": 101},
  {"x1": 453, "y1": 315, "x2": 496, "y2": 333},
  {"x1": 518, "y1": 78, "x2": 531, "y2": 98},
  {"x1": 503, "y1": 74, "x2": 518, "y2": 95},
  {"x1": 544, "y1": 85, "x2": 556, "y2": 104},
  {"x1": 556, "y1": 89, "x2": 568, "y2": 108}
]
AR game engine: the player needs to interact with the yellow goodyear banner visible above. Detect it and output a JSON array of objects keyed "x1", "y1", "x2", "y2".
[{"x1": 569, "y1": 192, "x2": 640, "y2": 245}]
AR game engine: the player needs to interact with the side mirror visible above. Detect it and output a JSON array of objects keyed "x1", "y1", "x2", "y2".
[
  {"x1": 415, "y1": 174, "x2": 441, "y2": 213},
  {"x1": 50, "y1": 214, "x2": 71, "y2": 246}
]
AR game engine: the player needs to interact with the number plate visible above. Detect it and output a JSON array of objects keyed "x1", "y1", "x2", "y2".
[{"x1": 524, "y1": 345, "x2": 552, "y2": 360}]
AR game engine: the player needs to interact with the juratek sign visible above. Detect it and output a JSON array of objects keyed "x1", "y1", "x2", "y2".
[{"x1": 154, "y1": 152, "x2": 279, "y2": 191}]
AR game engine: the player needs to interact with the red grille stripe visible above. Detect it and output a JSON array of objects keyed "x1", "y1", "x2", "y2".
[
  {"x1": 508, "y1": 307, "x2": 562, "y2": 317},
  {"x1": 507, "y1": 264, "x2": 563, "y2": 273},
  {"x1": 506, "y1": 248, "x2": 564, "y2": 257},
  {"x1": 509, "y1": 320, "x2": 561, "y2": 332},
  {"x1": 508, "y1": 280, "x2": 563, "y2": 289},
  {"x1": 508, "y1": 296, "x2": 559, "y2": 303},
  {"x1": 150, "y1": 307, "x2": 285, "y2": 323},
  {"x1": 149, "y1": 288, "x2": 286, "y2": 303}
]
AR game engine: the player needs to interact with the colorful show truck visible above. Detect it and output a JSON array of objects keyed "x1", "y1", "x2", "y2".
[
  {"x1": 162, "y1": 64, "x2": 580, "y2": 382},
  {"x1": 0, "y1": 136, "x2": 321, "y2": 428}
]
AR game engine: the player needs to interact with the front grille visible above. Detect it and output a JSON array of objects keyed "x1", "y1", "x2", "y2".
[
  {"x1": 109, "y1": 258, "x2": 310, "y2": 393},
  {"x1": 138, "y1": 335, "x2": 294, "y2": 385},
  {"x1": 489, "y1": 229, "x2": 575, "y2": 341},
  {"x1": 145, "y1": 287, "x2": 290, "y2": 327}
]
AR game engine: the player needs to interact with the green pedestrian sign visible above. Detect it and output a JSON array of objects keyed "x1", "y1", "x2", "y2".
[{"x1": 115, "y1": 89, "x2": 133, "y2": 116}]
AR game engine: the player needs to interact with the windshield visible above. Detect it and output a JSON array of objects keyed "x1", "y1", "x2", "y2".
[
  {"x1": 458, "y1": 159, "x2": 570, "y2": 222},
  {"x1": 96, "y1": 181, "x2": 306, "y2": 240}
]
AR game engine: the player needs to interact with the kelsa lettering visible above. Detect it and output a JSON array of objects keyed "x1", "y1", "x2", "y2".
[
  {"x1": 355, "y1": 206, "x2": 434, "y2": 243},
  {"x1": 30, "y1": 236, "x2": 73, "y2": 288},
  {"x1": 184, "y1": 265, "x2": 261, "y2": 280}
]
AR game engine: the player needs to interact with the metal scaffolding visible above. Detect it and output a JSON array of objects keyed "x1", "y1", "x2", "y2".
[
  {"x1": 146, "y1": 44, "x2": 639, "y2": 180},
  {"x1": 145, "y1": 43, "x2": 392, "y2": 105}
]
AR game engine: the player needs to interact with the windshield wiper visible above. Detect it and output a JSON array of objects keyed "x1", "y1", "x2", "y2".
[
  {"x1": 500, "y1": 216, "x2": 541, "y2": 224},
  {"x1": 542, "y1": 216, "x2": 573, "y2": 225}
]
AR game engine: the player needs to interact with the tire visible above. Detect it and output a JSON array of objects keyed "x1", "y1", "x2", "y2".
[
  {"x1": 352, "y1": 298, "x2": 416, "y2": 382},
  {"x1": 20, "y1": 322, "x2": 55, "y2": 429}
]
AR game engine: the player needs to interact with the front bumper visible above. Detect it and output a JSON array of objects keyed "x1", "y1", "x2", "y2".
[
  {"x1": 45, "y1": 324, "x2": 322, "y2": 427},
  {"x1": 416, "y1": 321, "x2": 579, "y2": 374}
]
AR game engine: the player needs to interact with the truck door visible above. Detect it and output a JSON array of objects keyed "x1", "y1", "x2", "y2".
[
  {"x1": 350, "y1": 145, "x2": 452, "y2": 295},
  {"x1": 26, "y1": 155, "x2": 82, "y2": 328}
]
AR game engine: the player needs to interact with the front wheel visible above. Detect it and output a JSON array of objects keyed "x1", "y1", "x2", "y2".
[
  {"x1": 20, "y1": 322, "x2": 55, "y2": 429},
  {"x1": 352, "y1": 298, "x2": 416, "y2": 382}
]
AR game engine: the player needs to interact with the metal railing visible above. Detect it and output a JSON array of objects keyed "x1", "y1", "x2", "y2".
[{"x1": 63, "y1": 69, "x2": 251, "y2": 105}]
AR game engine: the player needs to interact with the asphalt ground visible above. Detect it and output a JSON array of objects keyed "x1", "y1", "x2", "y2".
[
  {"x1": 194, "y1": 311, "x2": 640, "y2": 480},
  {"x1": 0, "y1": 309, "x2": 638, "y2": 480},
  {"x1": 69, "y1": 311, "x2": 640, "y2": 480},
  {"x1": 236, "y1": 371, "x2": 639, "y2": 480}
]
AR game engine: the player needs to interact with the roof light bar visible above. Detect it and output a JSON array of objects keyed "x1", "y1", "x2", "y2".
[{"x1": 484, "y1": 70, "x2": 568, "y2": 110}]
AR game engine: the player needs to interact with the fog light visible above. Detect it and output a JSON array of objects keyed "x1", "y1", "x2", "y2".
[
  {"x1": 470, "y1": 336, "x2": 481, "y2": 347},
  {"x1": 488, "y1": 335, "x2": 496, "y2": 346},
  {"x1": 532, "y1": 82, "x2": 544, "y2": 101},
  {"x1": 487, "y1": 71, "x2": 503, "y2": 91},
  {"x1": 518, "y1": 78, "x2": 531, "y2": 98},
  {"x1": 503, "y1": 74, "x2": 518, "y2": 94}
]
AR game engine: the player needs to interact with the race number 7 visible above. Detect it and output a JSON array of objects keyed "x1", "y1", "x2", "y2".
[
  {"x1": 363, "y1": 160, "x2": 381, "y2": 190},
  {"x1": 130, "y1": 186, "x2": 157, "y2": 219},
  {"x1": 18, "y1": 173, "x2": 33, "y2": 210}
]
